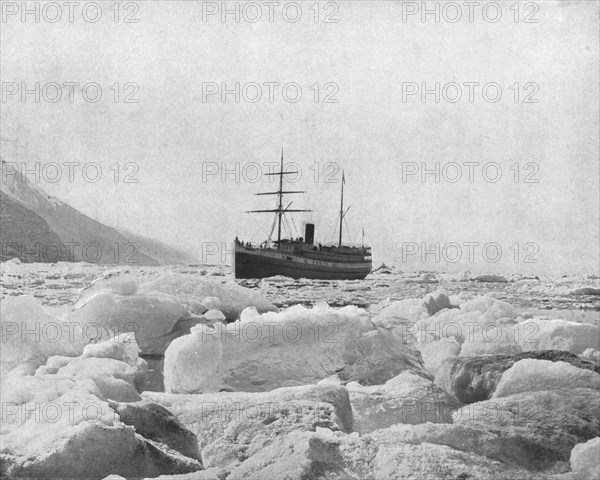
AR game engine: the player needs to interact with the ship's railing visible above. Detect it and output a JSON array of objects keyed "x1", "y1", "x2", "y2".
[
  {"x1": 321, "y1": 242, "x2": 371, "y2": 249},
  {"x1": 234, "y1": 239, "x2": 274, "y2": 249},
  {"x1": 235, "y1": 238, "x2": 371, "y2": 251}
]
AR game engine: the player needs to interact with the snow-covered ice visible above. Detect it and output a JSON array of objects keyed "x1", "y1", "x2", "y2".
[
  {"x1": 163, "y1": 302, "x2": 427, "y2": 393},
  {"x1": 1, "y1": 265, "x2": 599, "y2": 479}
]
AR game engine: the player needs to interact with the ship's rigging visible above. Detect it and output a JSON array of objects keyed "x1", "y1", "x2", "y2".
[
  {"x1": 246, "y1": 149, "x2": 356, "y2": 246},
  {"x1": 246, "y1": 149, "x2": 312, "y2": 244}
]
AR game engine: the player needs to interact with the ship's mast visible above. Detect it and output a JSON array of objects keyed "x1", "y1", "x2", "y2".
[
  {"x1": 338, "y1": 171, "x2": 351, "y2": 247},
  {"x1": 277, "y1": 150, "x2": 284, "y2": 243},
  {"x1": 338, "y1": 171, "x2": 344, "y2": 247},
  {"x1": 246, "y1": 149, "x2": 311, "y2": 246}
]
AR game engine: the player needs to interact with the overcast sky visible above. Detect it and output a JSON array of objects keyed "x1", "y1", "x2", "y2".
[{"x1": 2, "y1": 1, "x2": 598, "y2": 274}]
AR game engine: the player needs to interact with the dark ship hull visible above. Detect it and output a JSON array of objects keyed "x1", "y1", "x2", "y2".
[{"x1": 234, "y1": 241, "x2": 372, "y2": 280}]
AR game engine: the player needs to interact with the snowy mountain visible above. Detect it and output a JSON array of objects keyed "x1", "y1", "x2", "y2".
[
  {"x1": 120, "y1": 229, "x2": 198, "y2": 266},
  {"x1": 0, "y1": 157, "x2": 159, "y2": 265},
  {"x1": 0, "y1": 191, "x2": 71, "y2": 262}
]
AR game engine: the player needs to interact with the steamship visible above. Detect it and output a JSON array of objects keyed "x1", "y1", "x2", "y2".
[{"x1": 233, "y1": 151, "x2": 372, "y2": 280}]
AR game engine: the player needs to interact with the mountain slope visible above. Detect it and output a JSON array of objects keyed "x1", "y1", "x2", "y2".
[
  {"x1": 0, "y1": 191, "x2": 71, "y2": 262},
  {"x1": 120, "y1": 229, "x2": 198, "y2": 265},
  {"x1": 0, "y1": 158, "x2": 159, "y2": 266}
]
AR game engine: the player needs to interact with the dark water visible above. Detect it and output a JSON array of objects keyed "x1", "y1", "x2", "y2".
[{"x1": 143, "y1": 357, "x2": 165, "y2": 392}]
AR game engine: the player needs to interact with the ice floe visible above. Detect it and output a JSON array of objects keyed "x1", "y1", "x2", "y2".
[
  {"x1": 163, "y1": 302, "x2": 428, "y2": 394},
  {"x1": 1, "y1": 270, "x2": 599, "y2": 479}
]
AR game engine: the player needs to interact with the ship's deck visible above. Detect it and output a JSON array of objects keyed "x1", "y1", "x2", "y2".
[{"x1": 235, "y1": 239, "x2": 371, "y2": 263}]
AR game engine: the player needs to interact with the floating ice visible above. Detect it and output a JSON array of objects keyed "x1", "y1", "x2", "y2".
[
  {"x1": 373, "y1": 297, "x2": 428, "y2": 325},
  {"x1": 139, "y1": 273, "x2": 277, "y2": 320},
  {"x1": 1, "y1": 295, "x2": 85, "y2": 381},
  {"x1": 434, "y1": 351, "x2": 600, "y2": 404},
  {"x1": 347, "y1": 371, "x2": 459, "y2": 433},
  {"x1": 145, "y1": 383, "x2": 351, "y2": 469},
  {"x1": 516, "y1": 318, "x2": 600, "y2": 355},
  {"x1": 163, "y1": 303, "x2": 427, "y2": 394},
  {"x1": 203, "y1": 309, "x2": 226, "y2": 321},
  {"x1": 225, "y1": 424, "x2": 543, "y2": 480},
  {"x1": 471, "y1": 274, "x2": 509, "y2": 283},
  {"x1": 262, "y1": 275, "x2": 295, "y2": 283},
  {"x1": 66, "y1": 291, "x2": 194, "y2": 355},
  {"x1": 569, "y1": 287, "x2": 600, "y2": 296},
  {"x1": 0, "y1": 333, "x2": 202, "y2": 478},
  {"x1": 581, "y1": 348, "x2": 600, "y2": 366},
  {"x1": 570, "y1": 437, "x2": 600, "y2": 478},
  {"x1": 453, "y1": 387, "x2": 600, "y2": 461},
  {"x1": 76, "y1": 271, "x2": 139, "y2": 305},
  {"x1": 493, "y1": 359, "x2": 600, "y2": 398},
  {"x1": 420, "y1": 339, "x2": 461, "y2": 373}
]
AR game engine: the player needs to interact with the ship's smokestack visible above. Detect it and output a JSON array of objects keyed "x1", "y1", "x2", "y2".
[{"x1": 304, "y1": 223, "x2": 315, "y2": 244}]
